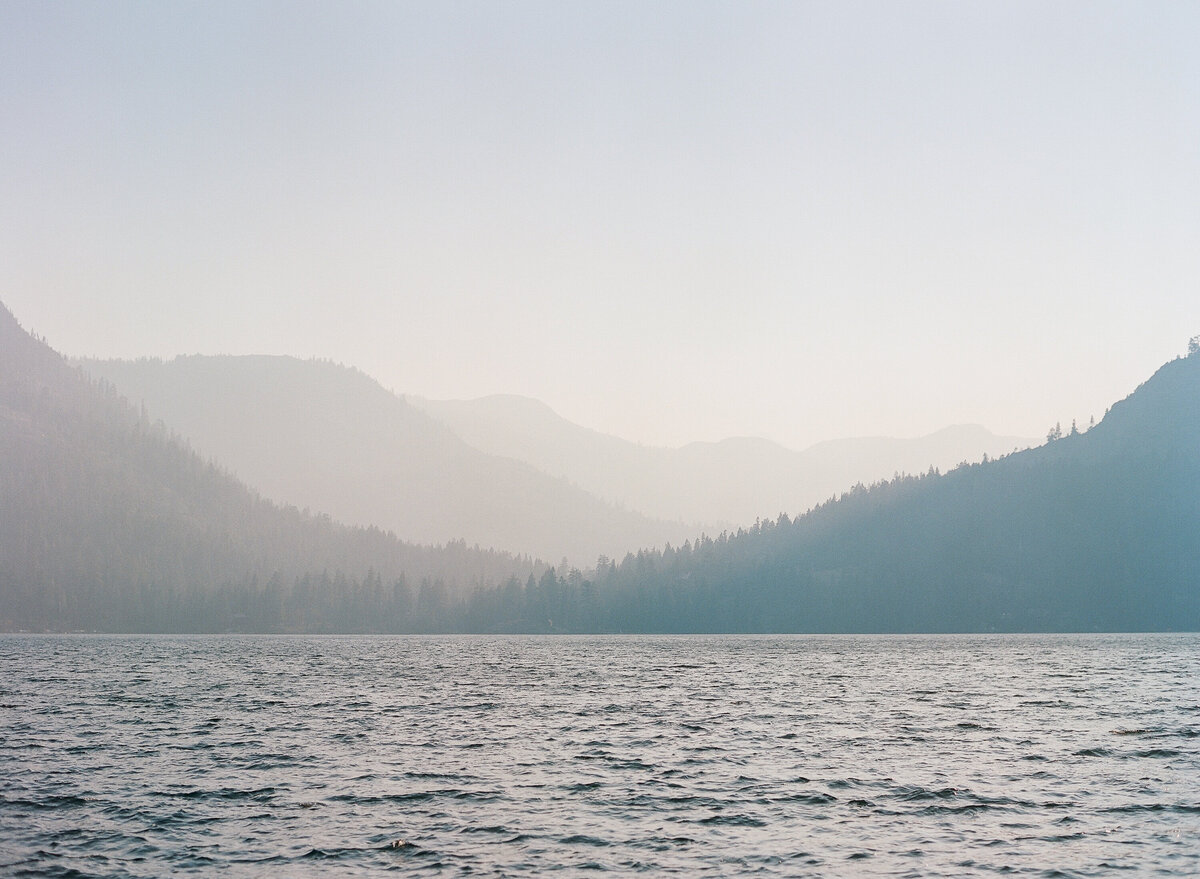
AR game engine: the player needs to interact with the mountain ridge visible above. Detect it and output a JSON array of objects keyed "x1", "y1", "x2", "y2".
[
  {"x1": 503, "y1": 350, "x2": 1200, "y2": 632},
  {"x1": 77, "y1": 354, "x2": 697, "y2": 565},
  {"x1": 409, "y1": 393, "x2": 1036, "y2": 526},
  {"x1": 9, "y1": 299, "x2": 1195, "y2": 633},
  {"x1": 0, "y1": 301, "x2": 543, "y2": 632}
]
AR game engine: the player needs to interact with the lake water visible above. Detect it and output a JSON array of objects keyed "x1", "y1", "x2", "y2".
[{"x1": 1, "y1": 634, "x2": 1198, "y2": 877}]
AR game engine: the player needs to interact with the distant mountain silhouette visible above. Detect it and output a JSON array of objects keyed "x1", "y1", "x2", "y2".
[
  {"x1": 9, "y1": 298, "x2": 1195, "y2": 633},
  {"x1": 0, "y1": 302, "x2": 540, "y2": 632},
  {"x1": 409, "y1": 394, "x2": 1035, "y2": 526},
  {"x1": 459, "y1": 351, "x2": 1200, "y2": 632},
  {"x1": 78, "y1": 355, "x2": 694, "y2": 565}
]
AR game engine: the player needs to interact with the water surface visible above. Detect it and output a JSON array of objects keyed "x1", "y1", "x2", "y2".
[{"x1": 2, "y1": 634, "x2": 1198, "y2": 877}]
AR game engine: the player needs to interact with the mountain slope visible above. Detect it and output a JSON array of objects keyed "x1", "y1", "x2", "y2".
[
  {"x1": 0, "y1": 303, "x2": 540, "y2": 632},
  {"x1": 13, "y1": 299, "x2": 1194, "y2": 633},
  {"x1": 409, "y1": 394, "x2": 1034, "y2": 526},
  {"x1": 77, "y1": 356, "x2": 693, "y2": 565},
  {"x1": 454, "y1": 352, "x2": 1200, "y2": 632}
]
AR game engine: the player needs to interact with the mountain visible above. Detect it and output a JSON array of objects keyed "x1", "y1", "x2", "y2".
[
  {"x1": 409, "y1": 394, "x2": 1035, "y2": 526},
  {"x1": 10, "y1": 298, "x2": 1194, "y2": 634},
  {"x1": 0, "y1": 302, "x2": 540, "y2": 632},
  {"x1": 452, "y1": 350, "x2": 1200, "y2": 632},
  {"x1": 77, "y1": 356, "x2": 694, "y2": 565}
]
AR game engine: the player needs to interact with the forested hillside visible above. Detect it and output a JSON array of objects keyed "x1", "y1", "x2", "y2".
[
  {"x1": 5, "y1": 298, "x2": 1196, "y2": 633},
  {"x1": 451, "y1": 350, "x2": 1200, "y2": 632},
  {"x1": 78, "y1": 355, "x2": 694, "y2": 564},
  {"x1": 0, "y1": 303, "x2": 541, "y2": 632}
]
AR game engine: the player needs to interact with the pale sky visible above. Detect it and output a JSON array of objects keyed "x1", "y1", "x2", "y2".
[{"x1": 2, "y1": 1, "x2": 1197, "y2": 450}]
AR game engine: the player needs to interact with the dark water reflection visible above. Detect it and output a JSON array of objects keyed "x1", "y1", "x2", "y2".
[{"x1": 2, "y1": 634, "x2": 1198, "y2": 877}]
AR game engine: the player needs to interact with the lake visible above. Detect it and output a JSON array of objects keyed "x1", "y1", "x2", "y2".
[{"x1": 2, "y1": 634, "x2": 1198, "y2": 877}]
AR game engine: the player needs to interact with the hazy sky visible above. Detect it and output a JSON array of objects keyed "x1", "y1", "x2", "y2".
[{"x1": 2, "y1": 2, "x2": 1197, "y2": 450}]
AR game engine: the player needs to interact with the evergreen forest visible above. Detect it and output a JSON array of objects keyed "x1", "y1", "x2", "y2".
[{"x1": 2, "y1": 301, "x2": 1197, "y2": 633}]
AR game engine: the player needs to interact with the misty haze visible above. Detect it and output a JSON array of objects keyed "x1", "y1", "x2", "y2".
[{"x1": 2, "y1": 2, "x2": 1198, "y2": 877}]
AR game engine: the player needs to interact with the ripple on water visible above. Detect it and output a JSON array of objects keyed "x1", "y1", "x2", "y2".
[{"x1": 1, "y1": 633, "x2": 1198, "y2": 878}]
